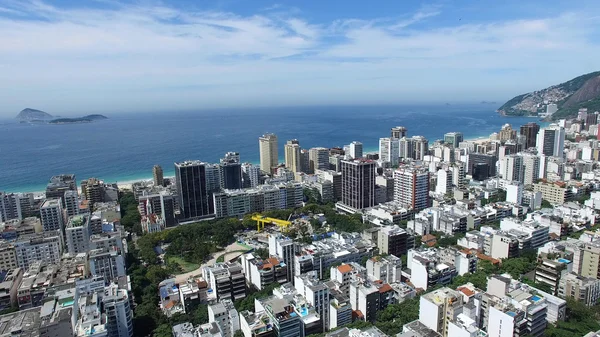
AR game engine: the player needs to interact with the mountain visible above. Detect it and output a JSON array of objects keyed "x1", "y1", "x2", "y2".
[
  {"x1": 497, "y1": 71, "x2": 600, "y2": 119},
  {"x1": 15, "y1": 108, "x2": 53, "y2": 121},
  {"x1": 49, "y1": 114, "x2": 108, "y2": 124}
]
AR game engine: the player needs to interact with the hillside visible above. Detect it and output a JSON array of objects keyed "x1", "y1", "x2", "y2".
[
  {"x1": 497, "y1": 71, "x2": 600, "y2": 119},
  {"x1": 15, "y1": 108, "x2": 53, "y2": 121},
  {"x1": 49, "y1": 114, "x2": 108, "y2": 124}
]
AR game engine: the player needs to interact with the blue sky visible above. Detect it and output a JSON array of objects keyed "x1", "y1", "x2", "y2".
[{"x1": 0, "y1": 0, "x2": 599, "y2": 116}]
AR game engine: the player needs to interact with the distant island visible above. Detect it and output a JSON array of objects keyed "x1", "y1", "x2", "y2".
[
  {"x1": 15, "y1": 108, "x2": 53, "y2": 122},
  {"x1": 15, "y1": 109, "x2": 108, "y2": 124},
  {"x1": 49, "y1": 114, "x2": 108, "y2": 124}
]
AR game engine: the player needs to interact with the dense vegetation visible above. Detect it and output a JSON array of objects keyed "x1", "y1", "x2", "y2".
[{"x1": 120, "y1": 192, "x2": 141, "y2": 234}]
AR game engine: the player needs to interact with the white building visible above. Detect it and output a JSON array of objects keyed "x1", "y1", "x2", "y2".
[
  {"x1": 436, "y1": 168, "x2": 453, "y2": 195},
  {"x1": 213, "y1": 182, "x2": 303, "y2": 218},
  {"x1": 379, "y1": 138, "x2": 400, "y2": 166},
  {"x1": 506, "y1": 182, "x2": 523, "y2": 205},
  {"x1": 208, "y1": 299, "x2": 240, "y2": 337},
  {"x1": 14, "y1": 231, "x2": 63, "y2": 269},
  {"x1": 394, "y1": 166, "x2": 430, "y2": 211},
  {"x1": 537, "y1": 124, "x2": 565, "y2": 157},
  {"x1": 347, "y1": 141, "x2": 363, "y2": 159},
  {"x1": 309, "y1": 147, "x2": 330, "y2": 173},
  {"x1": 241, "y1": 163, "x2": 261, "y2": 188},
  {"x1": 65, "y1": 214, "x2": 92, "y2": 255},
  {"x1": 40, "y1": 198, "x2": 64, "y2": 232}
]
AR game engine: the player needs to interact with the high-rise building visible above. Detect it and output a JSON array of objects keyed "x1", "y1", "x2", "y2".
[
  {"x1": 73, "y1": 279, "x2": 133, "y2": 337},
  {"x1": 213, "y1": 182, "x2": 303, "y2": 218},
  {"x1": 399, "y1": 137, "x2": 414, "y2": 159},
  {"x1": 241, "y1": 163, "x2": 260, "y2": 188},
  {"x1": 522, "y1": 153, "x2": 541, "y2": 186},
  {"x1": 391, "y1": 126, "x2": 407, "y2": 139},
  {"x1": 175, "y1": 161, "x2": 212, "y2": 220},
  {"x1": 394, "y1": 166, "x2": 430, "y2": 211},
  {"x1": 139, "y1": 193, "x2": 176, "y2": 228},
  {"x1": 586, "y1": 113, "x2": 599, "y2": 130},
  {"x1": 284, "y1": 140, "x2": 302, "y2": 173},
  {"x1": 499, "y1": 154, "x2": 523, "y2": 182},
  {"x1": 468, "y1": 153, "x2": 497, "y2": 177},
  {"x1": 63, "y1": 190, "x2": 79, "y2": 218},
  {"x1": 498, "y1": 124, "x2": 517, "y2": 142},
  {"x1": 436, "y1": 168, "x2": 453, "y2": 195},
  {"x1": 309, "y1": 147, "x2": 329, "y2": 173},
  {"x1": 419, "y1": 287, "x2": 464, "y2": 337},
  {"x1": 14, "y1": 231, "x2": 63, "y2": 269},
  {"x1": 45, "y1": 174, "x2": 77, "y2": 201},
  {"x1": 0, "y1": 192, "x2": 22, "y2": 222},
  {"x1": 153, "y1": 165, "x2": 164, "y2": 187},
  {"x1": 347, "y1": 141, "x2": 363, "y2": 159},
  {"x1": 520, "y1": 122, "x2": 540, "y2": 149},
  {"x1": 377, "y1": 226, "x2": 414, "y2": 257},
  {"x1": 444, "y1": 132, "x2": 464, "y2": 148},
  {"x1": 536, "y1": 124, "x2": 565, "y2": 157},
  {"x1": 65, "y1": 214, "x2": 92, "y2": 255},
  {"x1": 411, "y1": 136, "x2": 429, "y2": 160},
  {"x1": 259, "y1": 133, "x2": 278, "y2": 174},
  {"x1": 340, "y1": 159, "x2": 376, "y2": 211},
  {"x1": 220, "y1": 160, "x2": 242, "y2": 190},
  {"x1": 222, "y1": 151, "x2": 240, "y2": 163},
  {"x1": 300, "y1": 149, "x2": 310, "y2": 173},
  {"x1": 379, "y1": 138, "x2": 400, "y2": 166},
  {"x1": 40, "y1": 198, "x2": 64, "y2": 232}
]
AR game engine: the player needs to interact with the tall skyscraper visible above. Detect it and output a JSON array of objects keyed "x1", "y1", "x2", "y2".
[
  {"x1": 259, "y1": 133, "x2": 278, "y2": 174},
  {"x1": 340, "y1": 159, "x2": 376, "y2": 210},
  {"x1": 347, "y1": 141, "x2": 363, "y2": 159},
  {"x1": 411, "y1": 136, "x2": 429, "y2": 160},
  {"x1": 521, "y1": 153, "x2": 541, "y2": 186},
  {"x1": 220, "y1": 160, "x2": 243, "y2": 190},
  {"x1": 444, "y1": 132, "x2": 463, "y2": 148},
  {"x1": 499, "y1": 155, "x2": 523, "y2": 182},
  {"x1": 391, "y1": 126, "x2": 407, "y2": 139},
  {"x1": 175, "y1": 161, "x2": 211, "y2": 220},
  {"x1": 0, "y1": 192, "x2": 22, "y2": 222},
  {"x1": 300, "y1": 149, "x2": 310, "y2": 173},
  {"x1": 394, "y1": 166, "x2": 430, "y2": 211},
  {"x1": 40, "y1": 198, "x2": 65, "y2": 232},
  {"x1": 399, "y1": 137, "x2": 414, "y2": 159},
  {"x1": 379, "y1": 138, "x2": 400, "y2": 166},
  {"x1": 241, "y1": 163, "x2": 260, "y2": 188},
  {"x1": 536, "y1": 124, "x2": 565, "y2": 157},
  {"x1": 284, "y1": 140, "x2": 302, "y2": 173},
  {"x1": 309, "y1": 147, "x2": 329, "y2": 173},
  {"x1": 435, "y1": 168, "x2": 453, "y2": 195},
  {"x1": 153, "y1": 165, "x2": 164, "y2": 187},
  {"x1": 220, "y1": 152, "x2": 242, "y2": 190},
  {"x1": 498, "y1": 124, "x2": 517, "y2": 142},
  {"x1": 520, "y1": 122, "x2": 540, "y2": 149}
]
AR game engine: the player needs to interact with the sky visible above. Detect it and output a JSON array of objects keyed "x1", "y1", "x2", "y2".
[{"x1": 0, "y1": 0, "x2": 600, "y2": 116}]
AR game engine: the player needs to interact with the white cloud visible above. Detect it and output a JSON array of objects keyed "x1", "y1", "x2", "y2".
[{"x1": 0, "y1": 1, "x2": 598, "y2": 115}]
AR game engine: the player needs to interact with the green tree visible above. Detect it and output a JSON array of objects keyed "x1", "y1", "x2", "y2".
[{"x1": 541, "y1": 199, "x2": 553, "y2": 208}]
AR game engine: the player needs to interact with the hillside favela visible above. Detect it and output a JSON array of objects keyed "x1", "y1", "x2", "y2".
[{"x1": 4, "y1": 1, "x2": 600, "y2": 337}]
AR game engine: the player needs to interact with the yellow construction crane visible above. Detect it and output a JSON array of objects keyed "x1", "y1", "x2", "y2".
[{"x1": 252, "y1": 215, "x2": 291, "y2": 232}]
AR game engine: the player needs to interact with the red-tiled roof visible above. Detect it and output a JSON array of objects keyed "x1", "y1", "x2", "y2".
[
  {"x1": 378, "y1": 284, "x2": 393, "y2": 293},
  {"x1": 337, "y1": 264, "x2": 353, "y2": 273}
]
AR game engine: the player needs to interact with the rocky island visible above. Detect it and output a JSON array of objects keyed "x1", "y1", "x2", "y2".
[
  {"x1": 15, "y1": 109, "x2": 108, "y2": 124},
  {"x1": 15, "y1": 108, "x2": 53, "y2": 122},
  {"x1": 49, "y1": 114, "x2": 108, "y2": 124}
]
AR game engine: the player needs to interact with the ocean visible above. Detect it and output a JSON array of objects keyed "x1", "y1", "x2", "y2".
[{"x1": 0, "y1": 104, "x2": 545, "y2": 193}]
